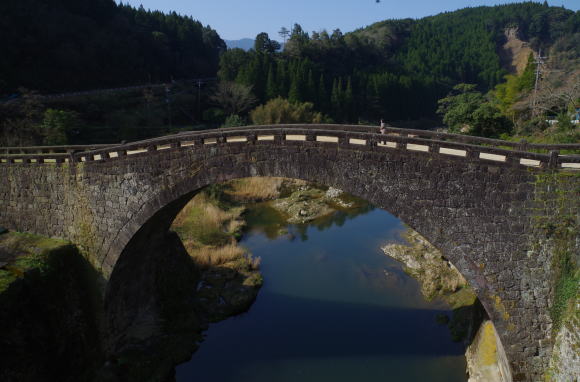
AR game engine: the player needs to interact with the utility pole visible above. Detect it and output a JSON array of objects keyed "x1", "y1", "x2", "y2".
[
  {"x1": 278, "y1": 26, "x2": 290, "y2": 45},
  {"x1": 531, "y1": 49, "x2": 547, "y2": 116}
]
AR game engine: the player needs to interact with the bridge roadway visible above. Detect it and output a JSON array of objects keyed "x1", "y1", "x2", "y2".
[{"x1": 1, "y1": 124, "x2": 579, "y2": 380}]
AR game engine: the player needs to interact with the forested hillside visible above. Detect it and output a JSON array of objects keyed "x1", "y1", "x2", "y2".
[
  {"x1": 0, "y1": 2, "x2": 577, "y2": 146},
  {"x1": 221, "y1": 2, "x2": 578, "y2": 124},
  {"x1": 0, "y1": 0, "x2": 225, "y2": 93}
]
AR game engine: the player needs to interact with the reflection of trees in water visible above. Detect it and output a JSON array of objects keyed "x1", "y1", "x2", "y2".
[
  {"x1": 242, "y1": 204, "x2": 288, "y2": 240},
  {"x1": 291, "y1": 203, "x2": 376, "y2": 241},
  {"x1": 243, "y1": 196, "x2": 375, "y2": 241}
]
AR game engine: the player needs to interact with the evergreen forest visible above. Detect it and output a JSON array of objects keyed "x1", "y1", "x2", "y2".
[
  {"x1": 0, "y1": 0, "x2": 225, "y2": 93},
  {"x1": 222, "y1": 2, "x2": 578, "y2": 126},
  {"x1": 0, "y1": 1, "x2": 578, "y2": 146}
]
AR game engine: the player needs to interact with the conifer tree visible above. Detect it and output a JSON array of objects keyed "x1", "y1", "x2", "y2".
[
  {"x1": 306, "y1": 70, "x2": 317, "y2": 104},
  {"x1": 344, "y1": 77, "x2": 354, "y2": 122},
  {"x1": 288, "y1": 76, "x2": 302, "y2": 103},
  {"x1": 266, "y1": 65, "x2": 278, "y2": 100},
  {"x1": 276, "y1": 61, "x2": 289, "y2": 97},
  {"x1": 317, "y1": 74, "x2": 328, "y2": 112},
  {"x1": 331, "y1": 78, "x2": 343, "y2": 121}
]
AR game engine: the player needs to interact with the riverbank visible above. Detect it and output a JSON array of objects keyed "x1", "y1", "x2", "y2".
[
  {"x1": 382, "y1": 229, "x2": 478, "y2": 341},
  {"x1": 171, "y1": 182, "x2": 270, "y2": 323},
  {"x1": 170, "y1": 178, "x2": 367, "y2": 322},
  {"x1": 381, "y1": 228, "x2": 513, "y2": 381}
]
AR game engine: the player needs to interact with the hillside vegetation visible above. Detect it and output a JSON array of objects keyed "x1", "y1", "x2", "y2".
[
  {"x1": 220, "y1": 3, "x2": 579, "y2": 136},
  {"x1": 0, "y1": 0, "x2": 225, "y2": 93},
  {"x1": 0, "y1": 2, "x2": 578, "y2": 146}
]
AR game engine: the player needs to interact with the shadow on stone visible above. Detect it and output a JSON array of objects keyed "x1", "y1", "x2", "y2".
[{"x1": 0, "y1": 236, "x2": 105, "y2": 382}]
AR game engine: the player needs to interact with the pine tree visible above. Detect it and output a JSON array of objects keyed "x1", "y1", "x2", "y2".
[
  {"x1": 306, "y1": 70, "x2": 317, "y2": 103},
  {"x1": 266, "y1": 65, "x2": 278, "y2": 100},
  {"x1": 344, "y1": 77, "x2": 354, "y2": 122},
  {"x1": 288, "y1": 76, "x2": 301, "y2": 103},
  {"x1": 276, "y1": 60, "x2": 288, "y2": 97},
  {"x1": 317, "y1": 74, "x2": 328, "y2": 112},
  {"x1": 331, "y1": 78, "x2": 342, "y2": 121}
]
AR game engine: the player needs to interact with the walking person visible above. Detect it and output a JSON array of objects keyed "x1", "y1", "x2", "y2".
[{"x1": 380, "y1": 119, "x2": 386, "y2": 134}]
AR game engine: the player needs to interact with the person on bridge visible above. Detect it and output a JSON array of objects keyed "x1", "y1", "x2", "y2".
[{"x1": 380, "y1": 119, "x2": 386, "y2": 134}]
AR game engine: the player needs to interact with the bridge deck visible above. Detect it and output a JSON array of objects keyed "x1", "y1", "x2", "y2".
[{"x1": 1, "y1": 125, "x2": 579, "y2": 170}]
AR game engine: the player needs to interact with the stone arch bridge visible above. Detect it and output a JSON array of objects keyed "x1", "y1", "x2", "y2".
[{"x1": 1, "y1": 124, "x2": 579, "y2": 380}]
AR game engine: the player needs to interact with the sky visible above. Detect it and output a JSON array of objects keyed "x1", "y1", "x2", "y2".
[{"x1": 118, "y1": 0, "x2": 580, "y2": 41}]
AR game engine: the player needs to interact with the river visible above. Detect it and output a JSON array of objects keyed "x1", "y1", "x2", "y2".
[{"x1": 175, "y1": 202, "x2": 467, "y2": 382}]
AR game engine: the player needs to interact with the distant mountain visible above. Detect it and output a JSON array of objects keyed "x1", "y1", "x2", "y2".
[{"x1": 225, "y1": 38, "x2": 255, "y2": 51}]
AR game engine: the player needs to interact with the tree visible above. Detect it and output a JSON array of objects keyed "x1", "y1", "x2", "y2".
[
  {"x1": 437, "y1": 84, "x2": 512, "y2": 137},
  {"x1": 533, "y1": 72, "x2": 580, "y2": 115},
  {"x1": 0, "y1": 88, "x2": 45, "y2": 146},
  {"x1": 317, "y1": 74, "x2": 328, "y2": 111},
  {"x1": 0, "y1": 0, "x2": 226, "y2": 93},
  {"x1": 285, "y1": 24, "x2": 310, "y2": 56},
  {"x1": 210, "y1": 82, "x2": 257, "y2": 116},
  {"x1": 288, "y1": 76, "x2": 302, "y2": 103},
  {"x1": 344, "y1": 77, "x2": 354, "y2": 121},
  {"x1": 437, "y1": 84, "x2": 485, "y2": 133},
  {"x1": 250, "y1": 97, "x2": 326, "y2": 125},
  {"x1": 218, "y1": 49, "x2": 250, "y2": 81},
  {"x1": 254, "y1": 32, "x2": 280, "y2": 54},
  {"x1": 470, "y1": 103, "x2": 512, "y2": 138},
  {"x1": 222, "y1": 114, "x2": 246, "y2": 128},
  {"x1": 265, "y1": 66, "x2": 278, "y2": 99},
  {"x1": 40, "y1": 109, "x2": 80, "y2": 145}
]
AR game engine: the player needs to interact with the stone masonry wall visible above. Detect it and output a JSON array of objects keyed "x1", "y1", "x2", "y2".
[{"x1": 1, "y1": 138, "x2": 578, "y2": 381}]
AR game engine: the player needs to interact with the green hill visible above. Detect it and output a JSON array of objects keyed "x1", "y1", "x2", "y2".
[
  {"x1": 0, "y1": 0, "x2": 225, "y2": 94},
  {"x1": 221, "y1": 2, "x2": 579, "y2": 124}
]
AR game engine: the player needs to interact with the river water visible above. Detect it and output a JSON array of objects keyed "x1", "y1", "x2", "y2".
[{"x1": 176, "y1": 203, "x2": 467, "y2": 382}]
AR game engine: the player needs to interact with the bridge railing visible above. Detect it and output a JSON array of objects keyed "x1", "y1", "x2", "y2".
[
  {"x1": 1, "y1": 125, "x2": 579, "y2": 170},
  {"x1": 122, "y1": 124, "x2": 580, "y2": 154},
  {"x1": 2, "y1": 144, "x2": 115, "y2": 155},
  {"x1": 218, "y1": 124, "x2": 580, "y2": 152},
  {"x1": 0, "y1": 144, "x2": 119, "y2": 164}
]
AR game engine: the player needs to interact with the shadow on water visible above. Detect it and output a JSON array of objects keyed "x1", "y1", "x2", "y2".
[
  {"x1": 175, "y1": 197, "x2": 469, "y2": 382},
  {"x1": 176, "y1": 292, "x2": 466, "y2": 382},
  {"x1": 192, "y1": 291, "x2": 464, "y2": 362}
]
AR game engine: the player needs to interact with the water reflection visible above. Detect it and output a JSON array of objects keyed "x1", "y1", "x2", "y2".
[
  {"x1": 243, "y1": 200, "x2": 375, "y2": 241},
  {"x1": 176, "y1": 202, "x2": 467, "y2": 382}
]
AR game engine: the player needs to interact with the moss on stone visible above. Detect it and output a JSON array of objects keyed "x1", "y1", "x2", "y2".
[
  {"x1": 479, "y1": 321, "x2": 499, "y2": 366},
  {"x1": 0, "y1": 270, "x2": 16, "y2": 293},
  {"x1": 492, "y1": 295, "x2": 511, "y2": 321},
  {"x1": 0, "y1": 232, "x2": 71, "y2": 292},
  {"x1": 533, "y1": 172, "x2": 579, "y2": 334}
]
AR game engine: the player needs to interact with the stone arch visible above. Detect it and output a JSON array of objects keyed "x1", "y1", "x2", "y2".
[{"x1": 100, "y1": 143, "x2": 531, "y2": 377}]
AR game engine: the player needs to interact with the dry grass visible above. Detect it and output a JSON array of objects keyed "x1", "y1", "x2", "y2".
[
  {"x1": 225, "y1": 177, "x2": 307, "y2": 201},
  {"x1": 172, "y1": 192, "x2": 244, "y2": 244},
  {"x1": 182, "y1": 240, "x2": 261, "y2": 271},
  {"x1": 185, "y1": 242, "x2": 244, "y2": 268},
  {"x1": 172, "y1": 190, "x2": 262, "y2": 271}
]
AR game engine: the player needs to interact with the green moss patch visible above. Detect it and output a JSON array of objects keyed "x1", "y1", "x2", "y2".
[
  {"x1": 533, "y1": 172, "x2": 580, "y2": 334},
  {"x1": 0, "y1": 232, "x2": 71, "y2": 292}
]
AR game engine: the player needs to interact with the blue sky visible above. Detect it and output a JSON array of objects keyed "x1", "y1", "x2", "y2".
[{"x1": 119, "y1": 0, "x2": 580, "y2": 40}]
